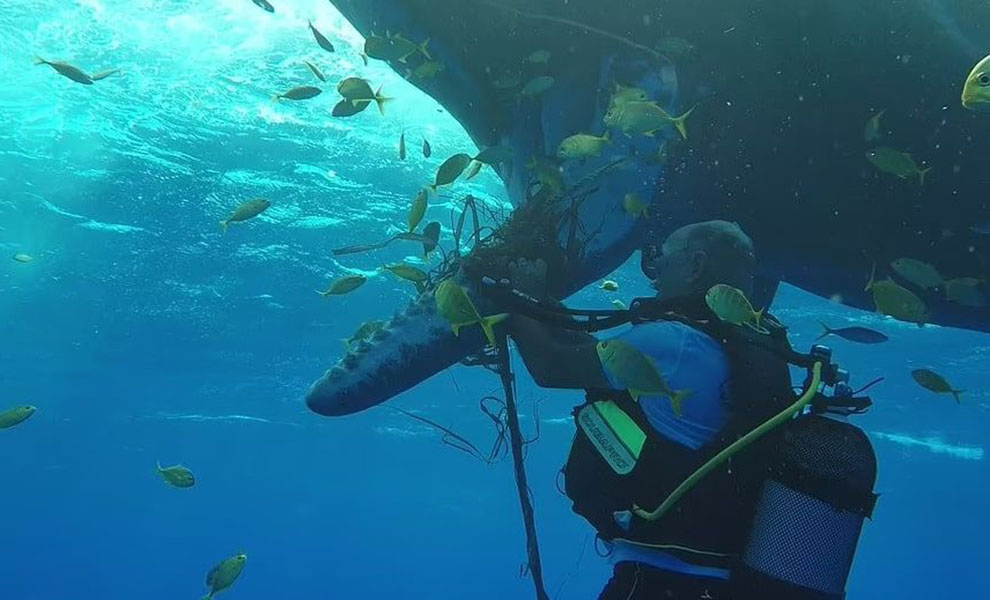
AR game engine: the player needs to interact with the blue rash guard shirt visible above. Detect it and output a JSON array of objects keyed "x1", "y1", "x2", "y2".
[{"x1": 599, "y1": 320, "x2": 733, "y2": 580}]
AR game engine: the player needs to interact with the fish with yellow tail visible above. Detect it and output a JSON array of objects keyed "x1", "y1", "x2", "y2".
[
  {"x1": 201, "y1": 553, "x2": 247, "y2": 600},
  {"x1": 865, "y1": 264, "x2": 928, "y2": 325},
  {"x1": 596, "y1": 339, "x2": 692, "y2": 416},
  {"x1": 866, "y1": 147, "x2": 931, "y2": 185},
  {"x1": 961, "y1": 54, "x2": 990, "y2": 112},
  {"x1": 156, "y1": 462, "x2": 195, "y2": 488},
  {"x1": 911, "y1": 368, "x2": 963, "y2": 404},
  {"x1": 316, "y1": 275, "x2": 367, "y2": 297},
  {"x1": 337, "y1": 77, "x2": 392, "y2": 115},
  {"x1": 219, "y1": 198, "x2": 270, "y2": 234},
  {"x1": 435, "y1": 278, "x2": 508, "y2": 345},
  {"x1": 604, "y1": 101, "x2": 696, "y2": 140},
  {"x1": 0, "y1": 405, "x2": 35, "y2": 429},
  {"x1": 556, "y1": 131, "x2": 610, "y2": 160},
  {"x1": 705, "y1": 284, "x2": 764, "y2": 329},
  {"x1": 408, "y1": 188, "x2": 428, "y2": 232}
]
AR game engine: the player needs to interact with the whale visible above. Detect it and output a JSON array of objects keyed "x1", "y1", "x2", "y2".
[{"x1": 307, "y1": 0, "x2": 990, "y2": 417}]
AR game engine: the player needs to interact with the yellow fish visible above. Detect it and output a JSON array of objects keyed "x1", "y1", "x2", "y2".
[
  {"x1": 382, "y1": 263, "x2": 428, "y2": 293},
  {"x1": 600, "y1": 280, "x2": 619, "y2": 292},
  {"x1": 435, "y1": 278, "x2": 508, "y2": 345},
  {"x1": 911, "y1": 369, "x2": 963, "y2": 403},
  {"x1": 864, "y1": 109, "x2": 885, "y2": 142},
  {"x1": 556, "y1": 132, "x2": 610, "y2": 159},
  {"x1": 608, "y1": 82, "x2": 648, "y2": 111},
  {"x1": 890, "y1": 258, "x2": 944, "y2": 290},
  {"x1": 431, "y1": 154, "x2": 472, "y2": 190},
  {"x1": 945, "y1": 277, "x2": 987, "y2": 307},
  {"x1": 705, "y1": 284, "x2": 763, "y2": 329},
  {"x1": 156, "y1": 462, "x2": 195, "y2": 488},
  {"x1": 408, "y1": 188, "x2": 428, "y2": 232},
  {"x1": 220, "y1": 198, "x2": 270, "y2": 234},
  {"x1": 596, "y1": 339, "x2": 692, "y2": 416},
  {"x1": 203, "y1": 553, "x2": 248, "y2": 600},
  {"x1": 622, "y1": 193, "x2": 649, "y2": 219},
  {"x1": 866, "y1": 147, "x2": 931, "y2": 185},
  {"x1": 865, "y1": 266, "x2": 927, "y2": 325},
  {"x1": 317, "y1": 275, "x2": 367, "y2": 297},
  {"x1": 961, "y1": 54, "x2": 990, "y2": 112},
  {"x1": 0, "y1": 405, "x2": 36, "y2": 429},
  {"x1": 604, "y1": 101, "x2": 696, "y2": 140},
  {"x1": 611, "y1": 299, "x2": 628, "y2": 310}
]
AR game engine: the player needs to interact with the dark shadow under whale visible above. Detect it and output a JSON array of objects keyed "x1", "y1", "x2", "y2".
[{"x1": 307, "y1": 0, "x2": 990, "y2": 417}]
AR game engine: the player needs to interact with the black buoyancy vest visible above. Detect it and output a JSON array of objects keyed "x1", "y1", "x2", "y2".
[{"x1": 562, "y1": 297, "x2": 798, "y2": 568}]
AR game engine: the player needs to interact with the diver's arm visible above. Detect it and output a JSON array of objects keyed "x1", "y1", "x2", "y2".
[{"x1": 509, "y1": 315, "x2": 610, "y2": 389}]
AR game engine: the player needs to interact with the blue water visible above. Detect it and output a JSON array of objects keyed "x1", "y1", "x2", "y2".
[{"x1": 2, "y1": 2, "x2": 988, "y2": 599}]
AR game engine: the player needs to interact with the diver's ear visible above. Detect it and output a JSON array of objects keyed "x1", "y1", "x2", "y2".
[{"x1": 688, "y1": 250, "x2": 707, "y2": 282}]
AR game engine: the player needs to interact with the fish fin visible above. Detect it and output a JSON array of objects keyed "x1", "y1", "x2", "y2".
[
  {"x1": 672, "y1": 104, "x2": 697, "y2": 140},
  {"x1": 156, "y1": 461, "x2": 163, "y2": 472},
  {"x1": 952, "y1": 390, "x2": 964, "y2": 404},
  {"x1": 753, "y1": 307, "x2": 765, "y2": 329},
  {"x1": 816, "y1": 321, "x2": 834, "y2": 341},
  {"x1": 315, "y1": 289, "x2": 329, "y2": 298},
  {"x1": 219, "y1": 220, "x2": 228, "y2": 235},
  {"x1": 418, "y1": 38, "x2": 433, "y2": 61},
  {"x1": 627, "y1": 389, "x2": 642, "y2": 402},
  {"x1": 360, "y1": 53, "x2": 369, "y2": 66},
  {"x1": 670, "y1": 389, "x2": 693, "y2": 417},
  {"x1": 480, "y1": 313, "x2": 510, "y2": 346},
  {"x1": 865, "y1": 262, "x2": 877, "y2": 291},
  {"x1": 918, "y1": 167, "x2": 932, "y2": 186},
  {"x1": 34, "y1": 56, "x2": 47, "y2": 66},
  {"x1": 451, "y1": 323, "x2": 463, "y2": 337},
  {"x1": 374, "y1": 85, "x2": 392, "y2": 116}
]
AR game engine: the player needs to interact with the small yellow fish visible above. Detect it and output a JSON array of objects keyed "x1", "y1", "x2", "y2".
[
  {"x1": 556, "y1": 132, "x2": 610, "y2": 159},
  {"x1": 303, "y1": 60, "x2": 326, "y2": 82},
  {"x1": 705, "y1": 284, "x2": 763, "y2": 329},
  {"x1": 203, "y1": 553, "x2": 248, "y2": 600},
  {"x1": 622, "y1": 193, "x2": 650, "y2": 219},
  {"x1": 273, "y1": 86, "x2": 322, "y2": 101},
  {"x1": 520, "y1": 76, "x2": 555, "y2": 97},
  {"x1": 382, "y1": 263, "x2": 428, "y2": 284},
  {"x1": 891, "y1": 258, "x2": 944, "y2": 290},
  {"x1": 156, "y1": 461, "x2": 195, "y2": 488},
  {"x1": 864, "y1": 109, "x2": 885, "y2": 142},
  {"x1": 435, "y1": 278, "x2": 508, "y2": 345},
  {"x1": 431, "y1": 154, "x2": 472, "y2": 190},
  {"x1": 911, "y1": 368, "x2": 963, "y2": 403},
  {"x1": 596, "y1": 339, "x2": 692, "y2": 415},
  {"x1": 408, "y1": 60, "x2": 444, "y2": 80},
  {"x1": 961, "y1": 54, "x2": 990, "y2": 112},
  {"x1": 12, "y1": 253, "x2": 35, "y2": 263},
  {"x1": 611, "y1": 299, "x2": 628, "y2": 310},
  {"x1": 408, "y1": 188, "x2": 428, "y2": 232},
  {"x1": 0, "y1": 405, "x2": 36, "y2": 429},
  {"x1": 608, "y1": 83, "x2": 648, "y2": 111},
  {"x1": 526, "y1": 50, "x2": 551, "y2": 64},
  {"x1": 865, "y1": 265, "x2": 927, "y2": 325},
  {"x1": 220, "y1": 198, "x2": 270, "y2": 234},
  {"x1": 945, "y1": 277, "x2": 987, "y2": 307},
  {"x1": 600, "y1": 280, "x2": 619, "y2": 292},
  {"x1": 866, "y1": 147, "x2": 931, "y2": 185},
  {"x1": 34, "y1": 57, "x2": 92, "y2": 84},
  {"x1": 526, "y1": 156, "x2": 565, "y2": 196},
  {"x1": 317, "y1": 275, "x2": 367, "y2": 297},
  {"x1": 337, "y1": 77, "x2": 391, "y2": 115},
  {"x1": 604, "y1": 101, "x2": 696, "y2": 140}
]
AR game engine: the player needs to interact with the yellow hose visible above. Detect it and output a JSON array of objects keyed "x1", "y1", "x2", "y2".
[{"x1": 632, "y1": 362, "x2": 824, "y2": 521}]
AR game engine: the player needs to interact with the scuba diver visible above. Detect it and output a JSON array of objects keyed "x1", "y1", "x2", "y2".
[{"x1": 503, "y1": 220, "x2": 878, "y2": 599}]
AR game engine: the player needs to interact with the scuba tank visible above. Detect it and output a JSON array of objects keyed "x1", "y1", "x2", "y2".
[{"x1": 732, "y1": 349, "x2": 879, "y2": 600}]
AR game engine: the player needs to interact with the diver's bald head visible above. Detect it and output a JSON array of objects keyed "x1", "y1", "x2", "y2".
[{"x1": 654, "y1": 220, "x2": 756, "y2": 299}]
